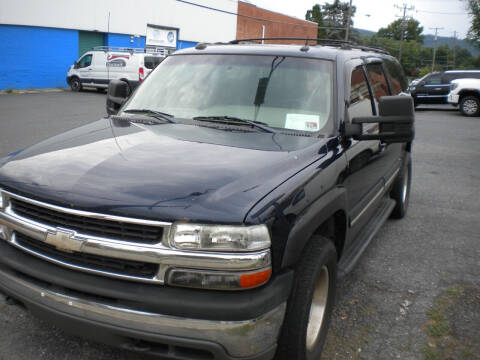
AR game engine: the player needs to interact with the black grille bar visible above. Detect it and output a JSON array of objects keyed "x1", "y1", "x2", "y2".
[{"x1": 15, "y1": 233, "x2": 158, "y2": 279}]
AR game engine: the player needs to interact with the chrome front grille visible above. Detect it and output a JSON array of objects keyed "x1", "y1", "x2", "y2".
[{"x1": 10, "y1": 198, "x2": 163, "y2": 244}]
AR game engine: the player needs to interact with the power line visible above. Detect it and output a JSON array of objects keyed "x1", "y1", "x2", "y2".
[
  {"x1": 176, "y1": 0, "x2": 352, "y2": 33},
  {"x1": 416, "y1": 9, "x2": 466, "y2": 15}
]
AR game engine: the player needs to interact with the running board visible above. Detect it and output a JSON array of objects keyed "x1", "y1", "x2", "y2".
[{"x1": 337, "y1": 197, "x2": 396, "y2": 278}]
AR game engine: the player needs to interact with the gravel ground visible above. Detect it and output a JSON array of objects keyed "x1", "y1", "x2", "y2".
[{"x1": 0, "y1": 93, "x2": 479, "y2": 360}]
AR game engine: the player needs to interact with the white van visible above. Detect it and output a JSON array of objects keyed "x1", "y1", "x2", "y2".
[{"x1": 67, "y1": 47, "x2": 165, "y2": 92}]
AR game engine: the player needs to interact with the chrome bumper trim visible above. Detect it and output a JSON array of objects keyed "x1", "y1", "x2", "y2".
[
  {"x1": 0, "y1": 190, "x2": 271, "y2": 284},
  {"x1": 0, "y1": 267, "x2": 286, "y2": 357}
]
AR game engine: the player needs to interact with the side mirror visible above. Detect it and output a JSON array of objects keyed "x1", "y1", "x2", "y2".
[
  {"x1": 106, "y1": 80, "x2": 129, "y2": 115},
  {"x1": 74, "y1": 61, "x2": 79, "y2": 69},
  {"x1": 345, "y1": 96, "x2": 415, "y2": 143}
]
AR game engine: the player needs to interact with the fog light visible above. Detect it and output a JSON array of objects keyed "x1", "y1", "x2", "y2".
[
  {"x1": 167, "y1": 267, "x2": 272, "y2": 290},
  {"x1": 0, "y1": 225, "x2": 7, "y2": 240}
]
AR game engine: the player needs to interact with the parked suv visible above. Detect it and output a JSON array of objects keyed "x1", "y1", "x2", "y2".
[
  {"x1": 67, "y1": 46, "x2": 165, "y2": 93},
  {"x1": 448, "y1": 78, "x2": 480, "y2": 116},
  {"x1": 0, "y1": 39, "x2": 414, "y2": 360},
  {"x1": 409, "y1": 70, "x2": 480, "y2": 107}
]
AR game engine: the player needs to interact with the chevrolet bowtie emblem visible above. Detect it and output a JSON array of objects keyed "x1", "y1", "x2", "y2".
[{"x1": 45, "y1": 228, "x2": 84, "y2": 253}]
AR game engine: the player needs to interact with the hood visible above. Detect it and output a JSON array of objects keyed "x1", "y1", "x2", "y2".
[{"x1": 0, "y1": 118, "x2": 327, "y2": 223}]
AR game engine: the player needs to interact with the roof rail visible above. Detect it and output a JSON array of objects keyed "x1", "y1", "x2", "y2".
[
  {"x1": 92, "y1": 46, "x2": 146, "y2": 53},
  {"x1": 229, "y1": 38, "x2": 390, "y2": 55}
]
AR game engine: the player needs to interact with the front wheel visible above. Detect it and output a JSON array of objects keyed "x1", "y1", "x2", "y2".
[
  {"x1": 459, "y1": 96, "x2": 480, "y2": 117},
  {"x1": 70, "y1": 77, "x2": 82, "y2": 92},
  {"x1": 276, "y1": 237, "x2": 337, "y2": 360},
  {"x1": 390, "y1": 153, "x2": 412, "y2": 219}
]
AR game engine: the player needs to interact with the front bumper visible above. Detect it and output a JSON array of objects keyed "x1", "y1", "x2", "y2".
[
  {"x1": 0, "y1": 262, "x2": 286, "y2": 359},
  {"x1": 448, "y1": 93, "x2": 460, "y2": 105}
]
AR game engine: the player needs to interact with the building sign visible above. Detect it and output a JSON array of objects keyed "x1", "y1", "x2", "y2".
[{"x1": 146, "y1": 26, "x2": 177, "y2": 48}]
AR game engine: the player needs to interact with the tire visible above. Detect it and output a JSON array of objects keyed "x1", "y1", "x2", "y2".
[
  {"x1": 459, "y1": 96, "x2": 480, "y2": 117},
  {"x1": 70, "y1": 77, "x2": 82, "y2": 92},
  {"x1": 276, "y1": 237, "x2": 337, "y2": 360},
  {"x1": 390, "y1": 152, "x2": 412, "y2": 219}
]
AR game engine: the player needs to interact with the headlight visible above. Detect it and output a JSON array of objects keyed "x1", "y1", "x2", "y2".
[
  {"x1": 169, "y1": 223, "x2": 271, "y2": 252},
  {"x1": 450, "y1": 83, "x2": 459, "y2": 91},
  {"x1": 409, "y1": 86, "x2": 416, "y2": 91}
]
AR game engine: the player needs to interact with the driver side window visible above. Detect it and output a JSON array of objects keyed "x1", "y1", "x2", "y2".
[
  {"x1": 349, "y1": 66, "x2": 374, "y2": 118},
  {"x1": 425, "y1": 75, "x2": 441, "y2": 85},
  {"x1": 78, "y1": 54, "x2": 92, "y2": 68}
]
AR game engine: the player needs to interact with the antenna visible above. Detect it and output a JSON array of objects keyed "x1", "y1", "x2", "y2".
[{"x1": 107, "y1": 11, "x2": 111, "y2": 82}]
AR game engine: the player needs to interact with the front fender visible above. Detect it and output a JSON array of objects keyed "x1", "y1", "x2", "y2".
[{"x1": 281, "y1": 187, "x2": 347, "y2": 268}]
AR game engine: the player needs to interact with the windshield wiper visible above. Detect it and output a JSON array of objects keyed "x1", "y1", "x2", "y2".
[
  {"x1": 123, "y1": 109, "x2": 178, "y2": 124},
  {"x1": 193, "y1": 116, "x2": 276, "y2": 133}
]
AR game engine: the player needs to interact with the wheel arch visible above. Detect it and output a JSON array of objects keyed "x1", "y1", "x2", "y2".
[
  {"x1": 281, "y1": 187, "x2": 348, "y2": 269},
  {"x1": 459, "y1": 90, "x2": 480, "y2": 102}
]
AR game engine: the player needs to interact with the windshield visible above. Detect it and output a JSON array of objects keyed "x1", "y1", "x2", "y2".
[{"x1": 124, "y1": 54, "x2": 333, "y2": 134}]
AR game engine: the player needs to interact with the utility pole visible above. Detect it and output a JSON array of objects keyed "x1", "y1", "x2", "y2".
[
  {"x1": 345, "y1": 0, "x2": 353, "y2": 41},
  {"x1": 430, "y1": 27, "x2": 444, "y2": 72},
  {"x1": 452, "y1": 30, "x2": 457, "y2": 69},
  {"x1": 394, "y1": 3, "x2": 415, "y2": 62}
]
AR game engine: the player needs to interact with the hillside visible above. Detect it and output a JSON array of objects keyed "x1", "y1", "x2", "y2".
[{"x1": 355, "y1": 28, "x2": 479, "y2": 56}]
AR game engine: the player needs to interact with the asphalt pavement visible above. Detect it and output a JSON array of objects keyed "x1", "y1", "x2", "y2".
[{"x1": 0, "y1": 92, "x2": 479, "y2": 360}]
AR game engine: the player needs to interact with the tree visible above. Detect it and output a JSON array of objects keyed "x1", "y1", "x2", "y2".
[
  {"x1": 322, "y1": 0, "x2": 357, "y2": 40},
  {"x1": 305, "y1": 1, "x2": 358, "y2": 41},
  {"x1": 377, "y1": 18, "x2": 424, "y2": 44},
  {"x1": 305, "y1": 4, "x2": 327, "y2": 39},
  {"x1": 466, "y1": 0, "x2": 480, "y2": 47}
]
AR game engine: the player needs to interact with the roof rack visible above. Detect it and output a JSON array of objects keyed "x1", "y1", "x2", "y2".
[
  {"x1": 92, "y1": 46, "x2": 147, "y2": 54},
  {"x1": 229, "y1": 38, "x2": 390, "y2": 55}
]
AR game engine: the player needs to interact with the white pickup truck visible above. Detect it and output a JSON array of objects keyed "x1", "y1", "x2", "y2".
[{"x1": 448, "y1": 78, "x2": 480, "y2": 116}]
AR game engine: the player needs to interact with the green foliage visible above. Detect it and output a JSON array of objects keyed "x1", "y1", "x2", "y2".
[
  {"x1": 466, "y1": 0, "x2": 480, "y2": 47},
  {"x1": 418, "y1": 67, "x2": 431, "y2": 77},
  {"x1": 305, "y1": 1, "x2": 358, "y2": 41},
  {"x1": 305, "y1": 4, "x2": 327, "y2": 39},
  {"x1": 377, "y1": 18, "x2": 424, "y2": 44}
]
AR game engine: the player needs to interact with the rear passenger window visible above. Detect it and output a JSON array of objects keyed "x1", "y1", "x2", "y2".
[
  {"x1": 349, "y1": 67, "x2": 373, "y2": 118},
  {"x1": 366, "y1": 63, "x2": 390, "y2": 101}
]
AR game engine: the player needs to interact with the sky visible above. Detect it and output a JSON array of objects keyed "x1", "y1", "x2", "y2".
[{"x1": 248, "y1": 0, "x2": 471, "y2": 39}]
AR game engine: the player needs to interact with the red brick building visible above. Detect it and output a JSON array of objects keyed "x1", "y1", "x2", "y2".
[{"x1": 236, "y1": 1, "x2": 317, "y2": 45}]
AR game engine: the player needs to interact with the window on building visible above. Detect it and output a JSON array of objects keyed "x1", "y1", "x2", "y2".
[{"x1": 349, "y1": 67, "x2": 374, "y2": 118}]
